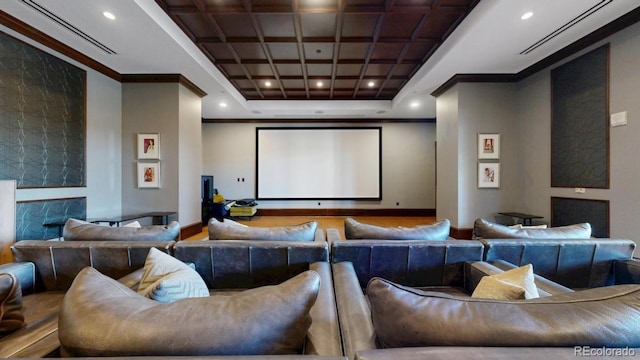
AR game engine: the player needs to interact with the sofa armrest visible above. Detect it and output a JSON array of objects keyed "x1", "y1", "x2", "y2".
[
  {"x1": 326, "y1": 228, "x2": 342, "y2": 252},
  {"x1": 614, "y1": 259, "x2": 640, "y2": 284},
  {"x1": 488, "y1": 260, "x2": 574, "y2": 296},
  {"x1": 463, "y1": 261, "x2": 503, "y2": 294},
  {"x1": 0, "y1": 311, "x2": 60, "y2": 358},
  {"x1": 305, "y1": 262, "x2": 342, "y2": 356},
  {"x1": 332, "y1": 262, "x2": 377, "y2": 360},
  {"x1": 0, "y1": 261, "x2": 36, "y2": 295},
  {"x1": 314, "y1": 228, "x2": 326, "y2": 243}
]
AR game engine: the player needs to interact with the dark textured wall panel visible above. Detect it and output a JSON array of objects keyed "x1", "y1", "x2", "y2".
[
  {"x1": 551, "y1": 197, "x2": 609, "y2": 238},
  {"x1": 551, "y1": 45, "x2": 609, "y2": 188},
  {"x1": 16, "y1": 197, "x2": 86, "y2": 240},
  {"x1": 0, "y1": 31, "x2": 86, "y2": 188}
]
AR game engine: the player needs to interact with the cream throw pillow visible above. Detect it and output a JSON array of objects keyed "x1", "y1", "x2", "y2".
[
  {"x1": 472, "y1": 264, "x2": 539, "y2": 300},
  {"x1": 123, "y1": 221, "x2": 141, "y2": 228},
  {"x1": 137, "y1": 248, "x2": 209, "y2": 303}
]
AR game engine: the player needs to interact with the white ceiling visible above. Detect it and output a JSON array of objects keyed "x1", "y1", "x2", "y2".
[{"x1": 1, "y1": 0, "x2": 638, "y2": 120}]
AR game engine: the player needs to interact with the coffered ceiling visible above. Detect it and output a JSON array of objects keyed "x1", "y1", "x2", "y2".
[{"x1": 155, "y1": 0, "x2": 478, "y2": 101}]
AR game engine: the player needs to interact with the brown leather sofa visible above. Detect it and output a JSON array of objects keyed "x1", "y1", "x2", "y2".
[
  {"x1": 0, "y1": 240, "x2": 174, "y2": 358},
  {"x1": 481, "y1": 238, "x2": 640, "y2": 288},
  {"x1": 171, "y1": 240, "x2": 341, "y2": 356},
  {"x1": 0, "y1": 238, "x2": 341, "y2": 358},
  {"x1": 330, "y1": 236, "x2": 640, "y2": 360}
]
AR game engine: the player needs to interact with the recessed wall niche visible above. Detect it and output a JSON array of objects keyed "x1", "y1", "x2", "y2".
[
  {"x1": 551, "y1": 45, "x2": 609, "y2": 188},
  {"x1": 0, "y1": 31, "x2": 86, "y2": 188}
]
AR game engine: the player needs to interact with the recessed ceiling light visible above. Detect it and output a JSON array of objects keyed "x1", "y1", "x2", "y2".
[
  {"x1": 376, "y1": 110, "x2": 386, "y2": 114},
  {"x1": 315, "y1": 110, "x2": 324, "y2": 114},
  {"x1": 367, "y1": 81, "x2": 375, "y2": 87},
  {"x1": 317, "y1": 81, "x2": 324, "y2": 87},
  {"x1": 265, "y1": 81, "x2": 271, "y2": 87},
  {"x1": 219, "y1": 102, "x2": 227, "y2": 108},
  {"x1": 410, "y1": 101, "x2": 420, "y2": 108},
  {"x1": 521, "y1": 12, "x2": 533, "y2": 20},
  {"x1": 103, "y1": 11, "x2": 116, "y2": 20},
  {"x1": 252, "y1": 110, "x2": 262, "y2": 114}
]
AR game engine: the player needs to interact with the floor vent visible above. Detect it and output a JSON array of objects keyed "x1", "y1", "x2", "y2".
[
  {"x1": 20, "y1": 0, "x2": 117, "y2": 55},
  {"x1": 520, "y1": 0, "x2": 612, "y2": 55}
]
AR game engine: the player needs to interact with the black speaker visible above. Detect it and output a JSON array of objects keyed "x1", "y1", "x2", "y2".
[{"x1": 201, "y1": 176, "x2": 214, "y2": 203}]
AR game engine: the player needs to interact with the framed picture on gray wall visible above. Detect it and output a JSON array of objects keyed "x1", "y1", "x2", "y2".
[
  {"x1": 478, "y1": 163, "x2": 500, "y2": 188},
  {"x1": 138, "y1": 133, "x2": 160, "y2": 160},
  {"x1": 477, "y1": 133, "x2": 500, "y2": 160},
  {"x1": 138, "y1": 162, "x2": 160, "y2": 188}
]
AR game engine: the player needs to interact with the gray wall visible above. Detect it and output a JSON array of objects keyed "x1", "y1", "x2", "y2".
[
  {"x1": 121, "y1": 82, "x2": 203, "y2": 228},
  {"x1": 436, "y1": 21, "x2": 640, "y2": 243},
  {"x1": 122, "y1": 83, "x2": 179, "y2": 221},
  {"x1": 516, "y1": 21, "x2": 640, "y2": 244},
  {"x1": 177, "y1": 85, "x2": 203, "y2": 226},
  {"x1": 202, "y1": 122, "x2": 436, "y2": 209},
  {"x1": 436, "y1": 87, "x2": 460, "y2": 225},
  {"x1": 436, "y1": 83, "x2": 518, "y2": 229}
]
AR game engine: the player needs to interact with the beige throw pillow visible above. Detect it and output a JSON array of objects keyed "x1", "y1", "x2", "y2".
[
  {"x1": 137, "y1": 248, "x2": 209, "y2": 303},
  {"x1": 472, "y1": 264, "x2": 539, "y2": 300}
]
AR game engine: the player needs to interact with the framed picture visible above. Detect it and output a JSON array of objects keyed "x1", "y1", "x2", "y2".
[
  {"x1": 478, "y1": 133, "x2": 500, "y2": 160},
  {"x1": 138, "y1": 162, "x2": 160, "y2": 188},
  {"x1": 137, "y1": 133, "x2": 160, "y2": 159},
  {"x1": 478, "y1": 163, "x2": 500, "y2": 188}
]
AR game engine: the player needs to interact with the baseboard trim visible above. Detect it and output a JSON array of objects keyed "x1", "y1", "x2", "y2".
[
  {"x1": 180, "y1": 222, "x2": 204, "y2": 240},
  {"x1": 450, "y1": 226, "x2": 473, "y2": 240},
  {"x1": 257, "y1": 208, "x2": 436, "y2": 217}
]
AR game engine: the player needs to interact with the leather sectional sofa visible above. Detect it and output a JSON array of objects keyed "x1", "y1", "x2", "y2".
[
  {"x1": 0, "y1": 240, "x2": 175, "y2": 358},
  {"x1": 0, "y1": 237, "x2": 341, "y2": 358},
  {"x1": 2, "y1": 220, "x2": 640, "y2": 359},
  {"x1": 328, "y1": 227, "x2": 640, "y2": 360}
]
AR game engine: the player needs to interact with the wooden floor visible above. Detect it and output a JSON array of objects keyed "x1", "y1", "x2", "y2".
[{"x1": 186, "y1": 215, "x2": 437, "y2": 241}]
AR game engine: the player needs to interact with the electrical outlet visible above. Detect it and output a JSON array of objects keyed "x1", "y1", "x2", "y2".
[{"x1": 575, "y1": 187, "x2": 586, "y2": 194}]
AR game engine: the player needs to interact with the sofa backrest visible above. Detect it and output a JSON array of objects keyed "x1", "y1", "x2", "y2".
[
  {"x1": 331, "y1": 240, "x2": 485, "y2": 288},
  {"x1": 482, "y1": 238, "x2": 636, "y2": 288},
  {"x1": 11, "y1": 240, "x2": 174, "y2": 291},
  {"x1": 63, "y1": 218, "x2": 180, "y2": 241},
  {"x1": 173, "y1": 240, "x2": 329, "y2": 289}
]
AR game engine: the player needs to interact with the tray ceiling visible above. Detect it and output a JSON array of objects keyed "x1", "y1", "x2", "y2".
[{"x1": 155, "y1": 0, "x2": 479, "y2": 100}]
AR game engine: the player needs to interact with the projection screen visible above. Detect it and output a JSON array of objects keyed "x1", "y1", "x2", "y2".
[{"x1": 256, "y1": 127, "x2": 382, "y2": 200}]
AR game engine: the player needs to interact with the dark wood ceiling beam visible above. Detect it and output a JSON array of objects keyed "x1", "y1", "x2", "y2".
[
  {"x1": 245, "y1": 0, "x2": 288, "y2": 99},
  {"x1": 292, "y1": 0, "x2": 310, "y2": 98},
  {"x1": 263, "y1": 37, "x2": 298, "y2": 42},
  {"x1": 200, "y1": 14, "x2": 227, "y2": 42},
  {"x1": 195, "y1": 36, "x2": 223, "y2": 43},
  {"x1": 352, "y1": 13, "x2": 384, "y2": 98},
  {"x1": 329, "y1": 0, "x2": 346, "y2": 98},
  {"x1": 375, "y1": 6, "x2": 431, "y2": 98},
  {"x1": 250, "y1": 5, "x2": 296, "y2": 13},
  {"x1": 228, "y1": 75, "x2": 407, "y2": 81},
  {"x1": 195, "y1": 1, "x2": 263, "y2": 99},
  {"x1": 222, "y1": 59, "x2": 408, "y2": 66},
  {"x1": 301, "y1": 37, "x2": 336, "y2": 43},
  {"x1": 164, "y1": 5, "x2": 200, "y2": 15}
]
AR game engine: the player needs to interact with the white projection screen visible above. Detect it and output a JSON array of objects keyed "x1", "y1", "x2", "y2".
[{"x1": 256, "y1": 127, "x2": 382, "y2": 200}]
